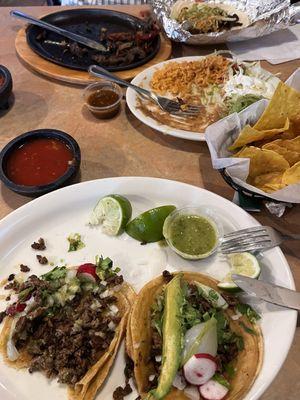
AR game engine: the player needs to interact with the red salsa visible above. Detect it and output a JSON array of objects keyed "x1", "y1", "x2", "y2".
[{"x1": 6, "y1": 138, "x2": 74, "y2": 186}]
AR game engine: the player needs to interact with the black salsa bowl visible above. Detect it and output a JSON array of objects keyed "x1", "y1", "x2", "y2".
[{"x1": 0, "y1": 65, "x2": 13, "y2": 109}]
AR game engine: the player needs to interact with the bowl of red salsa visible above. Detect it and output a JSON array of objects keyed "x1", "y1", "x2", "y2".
[
  {"x1": 0, "y1": 65, "x2": 13, "y2": 110},
  {"x1": 0, "y1": 129, "x2": 81, "y2": 196}
]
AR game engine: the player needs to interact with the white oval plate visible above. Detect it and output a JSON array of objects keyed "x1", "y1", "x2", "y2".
[
  {"x1": 126, "y1": 56, "x2": 207, "y2": 141},
  {"x1": 0, "y1": 177, "x2": 296, "y2": 400}
]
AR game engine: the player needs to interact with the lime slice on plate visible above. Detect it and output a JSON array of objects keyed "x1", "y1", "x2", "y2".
[
  {"x1": 89, "y1": 194, "x2": 132, "y2": 236},
  {"x1": 218, "y1": 252, "x2": 261, "y2": 292},
  {"x1": 126, "y1": 205, "x2": 176, "y2": 243}
]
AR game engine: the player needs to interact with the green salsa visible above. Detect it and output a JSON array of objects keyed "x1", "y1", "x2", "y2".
[{"x1": 168, "y1": 214, "x2": 217, "y2": 256}]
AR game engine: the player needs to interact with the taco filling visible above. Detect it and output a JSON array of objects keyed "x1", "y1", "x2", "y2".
[
  {"x1": 0, "y1": 256, "x2": 134, "y2": 399},
  {"x1": 128, "y1": 271, "x2": 262, "y2": 400},
  {"x1": 171, "y1": 2, "x2": 244, "y2": 34}
]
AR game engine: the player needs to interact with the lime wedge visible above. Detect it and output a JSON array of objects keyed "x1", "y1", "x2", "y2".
[
  {"x1": 218, "y1": 252, "x2": 261, "y2": 292},
  {"x1": 89, "y1": 194, "x2": 132, "y2": 236},
  {"x1": 126, "y1": 205, "x2": 176, "y2": 243}
]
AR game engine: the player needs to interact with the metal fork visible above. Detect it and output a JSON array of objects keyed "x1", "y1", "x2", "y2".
[
  {"x1": 88, "y1": 65, "x2": 201, "y2": 117},
  {"x1": 220, "y1": 226, "x2": 300, "y2": 254}
]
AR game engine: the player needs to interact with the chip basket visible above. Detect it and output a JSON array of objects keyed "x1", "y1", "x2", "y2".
[{"x1": 218, "y1": 168, "x2": 291, "y2": 205}]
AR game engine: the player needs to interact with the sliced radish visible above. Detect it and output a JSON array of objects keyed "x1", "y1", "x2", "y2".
[
  {"x1": 6, "y1": 303, "x2": 26, "y2": 316},
  {"x1": 76, "y1": 263, "x2": 97, "y2": 282},
  {"x1": 199, "y1": 379, "x2": 229, "y2": 400},
  {"x1": 183, "y1": 353, "x2": 217, "y2": 386}
]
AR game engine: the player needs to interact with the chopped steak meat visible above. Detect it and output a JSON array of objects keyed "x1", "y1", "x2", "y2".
[
  {"x1": 187, "y1": 283, "x2": 212, "y2": 313},
  {"x1": 13, "y1": 290, "x2": 120, "y2": 385},
  {"x1": 20, "y1": 264, "x2": 30, "y2": 273},
  {"x1": 4, "y1": 280, "x2": 19, "y2": 291},
  {"x1": 8, "y1": 273, "x2": 15, "y2": 281},
  {"x1": 31, "y1": 238, "x2": 46, "y2": 251},
  {"x1": 162, "y1": 270, "x2": 173, "y2": 283},
  {"x1": 36, "y1": 255, "x2": 48, "y2": 265},
  {"x1": 113, "y1": 383, "x2": 133, "y2": 400},
  {"x1": 0, "y1": 311, "x2": 6, "y2": 324}
]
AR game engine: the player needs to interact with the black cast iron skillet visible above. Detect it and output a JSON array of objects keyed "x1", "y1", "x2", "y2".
[{"x1": 26, "y1": 8, "x2": 161, "y2": 72}]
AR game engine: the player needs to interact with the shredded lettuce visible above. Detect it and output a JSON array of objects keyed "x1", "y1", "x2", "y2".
[{"x1": 235, "y1": 303, "x2": 260, "y2": 324}]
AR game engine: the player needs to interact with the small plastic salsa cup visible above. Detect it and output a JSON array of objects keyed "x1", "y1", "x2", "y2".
[
  {"x1": 83, "y1": 81, "x2": 123, "y2": 119},
  {"x1": 163, "y1": 206, "x2": 223, "y2": 260}
]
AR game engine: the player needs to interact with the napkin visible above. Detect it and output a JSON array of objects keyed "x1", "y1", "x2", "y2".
[
  {"x1": 204, "y1": 69, "x2": 300, "y2": 204},
  {"x1": 228, "y1": 25, "x2": 300, "y2": 65}
]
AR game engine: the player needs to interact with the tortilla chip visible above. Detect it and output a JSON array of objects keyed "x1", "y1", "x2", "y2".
[
  {"x1": 254, "y1": 82, "x2": 300, "y2": 131},
  {"x1": 235, "y1": 146, "x2": 289, "y2": 180},
  {"x1": 278, "y1": 136, "x2": 300, "y2": 152},
  {"x1": 282, "y1": 161, "x2": 300, "y2": 185},
  {"x1": 261, "y1": 143, "x2": 300, "y2": 166},
  {"x1": 252, "y1": 171, "x2": 286, "y2": 193},
  {"x1": 229, "y1": 118, "x2": 290, "y2": 151},
  {"x1": 129, "y1": 272, "x2": 263, "y2": 400}
]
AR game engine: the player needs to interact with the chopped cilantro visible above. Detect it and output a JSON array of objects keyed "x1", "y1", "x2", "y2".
[
  {"x1": 208, "y1": 289, "x2": 219, "y2": 301},
  {"x1": 203, "y1": 312, "x2": 210, "y2": 322},
  {"x1": 41, "y1": 266, "x2": 67, "y2": 281},
  {"x1": 95, "y1": 255, "x2": 121, "y2": 281},
  {"x1": 67, "y1": 233, "x2": 85, "y2": 252},
  {"x1": 224, "y1": 363, "x2": 235, "y2": 379},
  {"x1": 236, "y1": 303, "x2": 260, "y2": 324},
  {"x1": 151, "y1": 293, "x2": 164, "y2": 336},
  {"x1": 213, "y1": 374, "x2": 230, "y2": 389},
  {"x1": 18, "y1": 287, "x2": 33, "y2": 302},
  {"x1": 239, "y1": 321, "x2": 257, "y2": 335}
]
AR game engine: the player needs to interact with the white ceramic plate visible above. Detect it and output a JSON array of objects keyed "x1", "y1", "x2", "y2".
[
  {"x1": 0, "y1": 177, "x2": 297, "y2": 400},
  {"x1": 126, "y1": 56, "x2": 206, "y2": 141},
  {"x1": 126, "y1": 56, "x2": 278, "y2": 142}
]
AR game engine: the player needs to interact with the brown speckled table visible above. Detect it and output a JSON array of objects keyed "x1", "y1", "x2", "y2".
[{"x1": 0, "y1": 5, "x2": 299, "y2": 399}]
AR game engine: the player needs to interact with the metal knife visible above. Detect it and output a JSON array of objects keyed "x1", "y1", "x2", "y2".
[
  {"x1": 11, "y1": 9, "x2": 108, "y2": 53},
  {"x1": 232, "y1": 274, "x2": 300, "y2": 311}
]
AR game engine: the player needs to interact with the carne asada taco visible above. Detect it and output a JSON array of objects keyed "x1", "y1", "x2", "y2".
[
  {"x1": 0, "y1": 256, "x2": 135, "y2": 400},
  {"x1": 128, "y1": 271, "x2": 263, "y2": 400}
]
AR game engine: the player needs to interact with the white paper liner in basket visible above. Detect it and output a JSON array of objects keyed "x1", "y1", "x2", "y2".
[{"x1": 205, "y1": 68, "x2": 300, "y2": 204}]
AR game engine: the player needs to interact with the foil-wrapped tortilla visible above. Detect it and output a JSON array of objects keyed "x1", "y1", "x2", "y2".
[{"x1": 153, "y1": 0, "x2": 300, "y2": 44}]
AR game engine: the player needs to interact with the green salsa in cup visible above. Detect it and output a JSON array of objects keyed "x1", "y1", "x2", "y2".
[{"x1": 163, "y1": 207, "x2": 223, "y2": 259}]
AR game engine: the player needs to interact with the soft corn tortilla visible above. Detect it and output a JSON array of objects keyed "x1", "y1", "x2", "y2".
[
  {"x1": 0, "y1": 283, "x2": 136, "y2": 400},
  {"x1": 129, "y1": 272, "x2": 263, "y2": 400}
]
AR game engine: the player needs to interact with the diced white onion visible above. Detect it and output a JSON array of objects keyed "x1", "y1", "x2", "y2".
[
  {"x1": 94, "y1": 331, "x2": 106, "y2": 338},
  {"x1": 24, "y1": 297, "x2": 35, "y2": 312},
  {"x1": 7, "y1": 318, "x2": 20, "y2": 361},
  {"x1": 100, "y1": 289, "x2": 111, "y2": 299},
  {"x1": 172, "y1": 373, "x2": 187, "y2": 390},
  {"x1": 184, "y1": 385, "x2": 200, "y2": 400},
  {"x1": 91, "y1": 300, "x2": 101, "y2": 310},
  {"x1": 231, "y1": 312, "x2": 242, "y2": 321},
  {"x1": 108, "y1": 321, "x2": 116, "y2": 331},
  {"x1": 155, "y1": 355, "x2": 162, "y2": 362},
  {"x1": 109, "y1": 304, "x2": 119, "y2": 315},
  {"x1": 148, "y1": 375, "x2": 155, "y2": 382}
]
